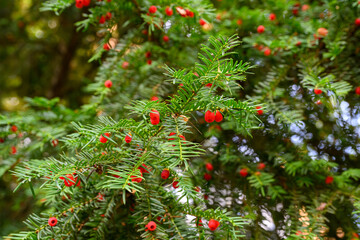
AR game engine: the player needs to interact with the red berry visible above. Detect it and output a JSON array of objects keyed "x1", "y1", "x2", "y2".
[
  {"x1": 97, "y1": 193, "x2": 104, "y2": 201},
  {"x1": 199, "y1": 19, "x2": 206, "y2": 26},
  {"x1": 125, "y1": 134, "x2": 132, "y2": 143},
  {"x1": 75, "y1": 0, "x2": 83, "y2": 8},
  {"x1": 138, "y1": 164, "x2": 150, "y2": 174},
  {"x1": 147, "y1": 59, "x2": 152, "y2": 65},
  {"x1": 146, "y1": 221, "x2": 157, "y2": 231},
  {"x1": 317, "y1": 28, "x2": 328, "y2": 37},
  {"x1": 239, "y1": 168, "x2": 248, "y2": 177},
  {"x1": 48, "y1": 217, "x2": 58, "y2": 227},
  {"x1": 179, "y1": 135, "x2": 185, "y2": 141},
  {"x1": 150, "y1": 96, "x2": 159, "y2": 101},
  {"x1": 325, "y1": 176, "x2": 334, "y2": 184},
  {"x1": 204, "y1": 110, "x2": 215, "y2": 123},
  {"x1": 0, "y1": 138, "x2": 4, "y2": 143},
  {"x1": 236, "y1": 19, "x2": 242, "y2": 25},
  {"x1": 257, "y1": 163, "x2": 266, "y2": 170},
  {"x1": 51, "y1": 139, "x2": 59, "y2": 147},
  {"x1": 83, "y1": 0, "x2": 90, "y2": 6},
  {"x1": 208, "y1": 219, "x2": 220, "y2": 231},
  {"x1": 149, "y1": 109, "x2": 160, "y2": 125},
  {"x1": 316, "y1": 100, "x2": 322, "y2": 105},
  {"x1": 257, "y1": 25, "x2": 265, "y2": 34},
  {"x1": 105, "y1": 12, "x2": 112, "y2": 20},
  {"x1": 269, "y1": 13, "x2": 276, "y2": 21},
  {"x1": 195, "y1": 186, "x2": 200, "y2": 192},
  {"x1": 149, "y1": 5, "x2": 157, "y2": 14},
  {"x1": 264, "y1": 47, "x2": 271, "y2": 56},
  {"x1": 122, "y1": 61, "x2": 129, "y2": 69},
  {"x1": 196, "y1": 219, "x2": 203, "y2": 227},
  {"x1": 165, "y1": 7, "x2": 173, "y2": 16},
  {"x1": 302, "y1": 4, "x2": 310, "y2": 11},
  {"x1": 161, "y1": 169, "x2": 170, "y2": 179},
  {"x1": 205, "y1": 163, "x2": 213, "y2": 171},
  {"x1": 163, "y1": 35, "x2": 169, "y2": 42},
  {"x1": 131, "y1": 171, "x2": 143, "y2": 183},
  {"x1": 186, "y1": 10, "x2": 194, "y2": 17},
  {"x1": 104, "y1": 80, "x2": 112, "y2": 88},
  {"x1": 204, "y1": 173, "x2": 212, "y2": 181},
  {"x1": 168, "y1": 132, "x2": 176, "y2": 141},
  {"x1": 356, "y1": 18, "x2": 360, "y2": 26},
  {"x1": 103, "y1": 43, "x2": 111, "y2": 51},
  {"x1": 296, "y1": 41, "x2": 302, "y2": 46},
  {"x1": 356, "y1": 87, "x2": 360, "y2": 95},
  {"x1": 292, "y1": 7, "x2": 299, "y2": 16},
  {"x1": 205, "y1": 83, "x2": 212, "y2": 87},
  {"x1": 214, "y1": 110, "x2": 223, "y2": 122},
  {"x1": 99, "y1": 15, "x2": 106, "y2": 24},
  {"x1": 254, "y1": 171, "x2": 261, "y2": 176},
  {"x1": 256, "y1": 106, "x2": 263, "y2": 115},
  {"x1": 145, "y1": 51, "x2": 151, "y2": 58},
  {"x1": 11, "y1": 146, "x2": 17, "y2": 154},
  {"x1": 173, "y1": 181, "x2": 179, "y2": 188},
  {"x1": 314, "y1": 88, "x2": 322, "y2": 95},
  {"x1": 62, "y1": 174, "x2": 80, "y2": 187},
  {"x1": 11, "y1": 125, "x2": 17, "y2": 132},
  {"x1": 99, "y1": 133, "x2": 110, "y2": 143}
]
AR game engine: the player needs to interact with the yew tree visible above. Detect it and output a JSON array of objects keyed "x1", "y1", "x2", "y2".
[{"x1": 1, "y1": 0, "x2": 360, "y2": 240}]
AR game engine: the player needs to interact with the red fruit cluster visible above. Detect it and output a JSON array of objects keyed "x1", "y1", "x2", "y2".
[
  {"x1": 161, "y1": 169, "x2": 170, "y2": 179},
  {"x1": 208, "y1": 219, "x2": 220, "y2": 231},
  {"x1": 204, "y1": 110, "x2": 223, "y2": 123},
  {"x1": 48, "y1": 217, "x2": 58, "y2": 227},
  {"x1": 104, "y1": 80, "x2": 112, "y2": 88},
  {"x1": 75, "y1": 0, "x2": 91, "y2": 9},
  {"x1": 99, "y1": 12, "x2": 112, "y2": 24},
  {"x1": 99, "y1": 133, "x2": 110, "y2": 143},
  {"x1": 149, "y1": 109, "x2": 160, "y2": 125},
  {"x1": 145, "y1": 221, "x2": 157, "y2": 231},
  {"x1": 60, "y1": 174, "x2": 80, "y2": 187},
  {"x1": 256, "y1": 106, "x2": 263, "y2": 115}
]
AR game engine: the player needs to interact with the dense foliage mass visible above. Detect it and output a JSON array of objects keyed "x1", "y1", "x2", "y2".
[{"x1": 1, "y1": 0, "x2": 360, "y2": 239}]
